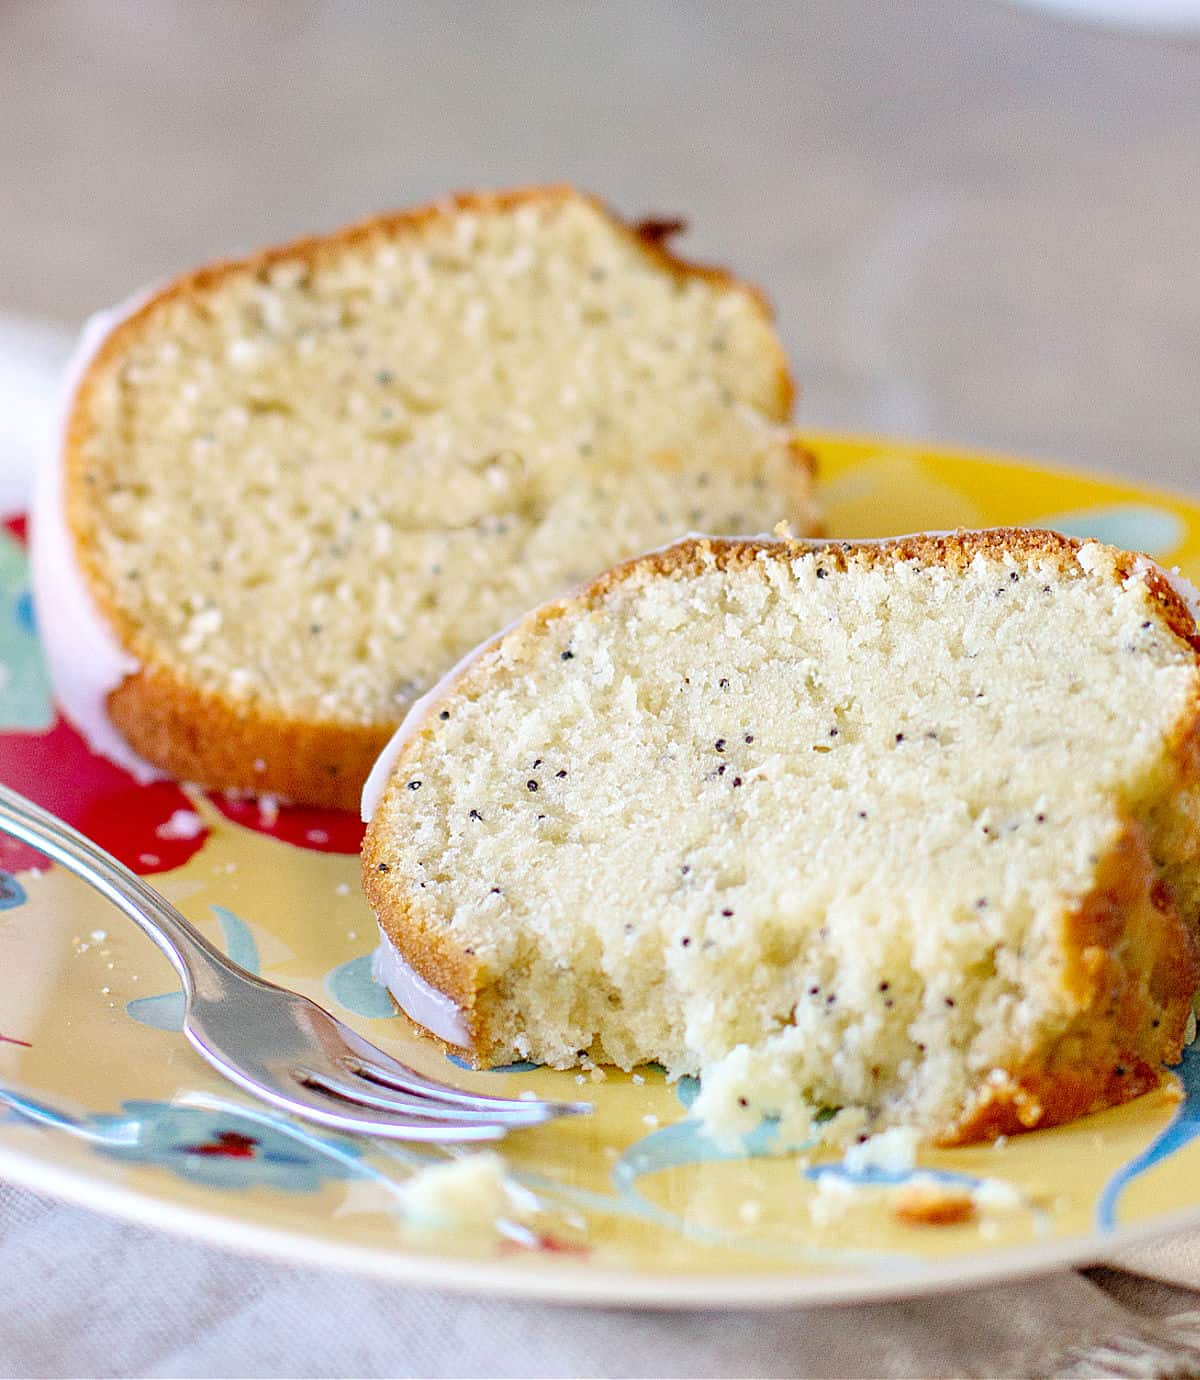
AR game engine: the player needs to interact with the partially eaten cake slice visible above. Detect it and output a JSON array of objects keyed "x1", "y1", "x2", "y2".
[{"x1": 362, "y1": 530, "x2": 1200, "y2": 1145}]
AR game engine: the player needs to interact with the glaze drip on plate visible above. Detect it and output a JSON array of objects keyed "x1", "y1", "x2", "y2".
[{"x1": 371, "y1": 932, "x2": 471, "y2": 1047}]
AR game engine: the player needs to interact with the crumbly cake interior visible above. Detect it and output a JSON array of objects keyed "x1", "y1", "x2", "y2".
[
  {"x1": 69, "y1": 194, "x2": 813, "y2": 726},
  {"x1": 370, "y1": 539, "x2": 1200, "y2": 1137}
]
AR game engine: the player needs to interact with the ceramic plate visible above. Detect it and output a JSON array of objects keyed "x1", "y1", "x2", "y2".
[{"x1": 2, "y1": 434, "x2": 1200, "y2": 1309}]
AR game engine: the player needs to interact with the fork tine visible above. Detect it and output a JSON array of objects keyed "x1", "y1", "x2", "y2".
[
  {"x1": 302, "y1": 1102, "x2": 511, "y2": 1142},
  {"x1": 296, "y1": 1067, "x2": 575, "y2": 1126},
  {"x1": 330, "y1": 1023, "x2": 591, "y2": 1116},
  {"x1": 346, "y1": 1053, "x2": 591, "y2": 1116},
  {"x1": 212, "y1": 1065, "x2": 513, "y2": 1142}
]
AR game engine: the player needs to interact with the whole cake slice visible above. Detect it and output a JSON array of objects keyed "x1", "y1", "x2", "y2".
[
  {"x1": 34, "y1": 186, "x2": 818, "y2": 808},
  {"x1": 362, "y1": 530, "x2": 1200, "y2": 1145}
]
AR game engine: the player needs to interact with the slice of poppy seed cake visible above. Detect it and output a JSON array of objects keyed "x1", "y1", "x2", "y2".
[
  {"x1": 361, "y1": 530, "x2": 1200, "y2": 1145},
  {"x1": 37, "y1": 185, "x2": 818, "y2": 808}
]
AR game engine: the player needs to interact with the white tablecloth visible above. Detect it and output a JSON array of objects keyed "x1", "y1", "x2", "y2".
[{"x1": 6, "y1": 1180, "x2": 1200, "y2": 1378}]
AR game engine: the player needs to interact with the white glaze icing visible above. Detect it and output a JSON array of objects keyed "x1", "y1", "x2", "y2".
[
  {"x1": 29, "y1": 293, "x2": 163, "y2": 780},
  {"x1": 371, "y1": 931, "x2": 471, "y2": 1046}
]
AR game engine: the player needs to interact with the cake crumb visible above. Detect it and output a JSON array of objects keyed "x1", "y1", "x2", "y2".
[
  {"x1": 972, "y1": 1178, "x2": 1024, "y2": 1213},
  {"x1": 808, "y1": 1174, "x2": 858, "y2": 1227},
  {"x1": 400, "y1": 1153, "x2": 526, "y2": 1230},
  {"x1": 892, "y1": 1180, "x2": 976, "y2": 1227},
  {"x1": 155, "y1": 809, "x2": 205, "y2": 840},
  {"x1": 400, "y1": 1151, "x2": 513, "y2": 1229},
  {"x1": 843, "y1": 1126, "x2": 919, "y2": 1176}
]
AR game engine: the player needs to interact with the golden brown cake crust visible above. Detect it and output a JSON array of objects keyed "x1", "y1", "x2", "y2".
[
  {"x1": 362, "y1": 528, "x2": 1200, "y2": 1137},
  {"x1": 940, "y1": 820, "x2": 1199, "y2": 1145},
  {"x1": 62, "y1": 185, "x2": 805, "y2": 809},
  {"x1": 106, "y1": 661, "x2": 392, "y2": 811}
]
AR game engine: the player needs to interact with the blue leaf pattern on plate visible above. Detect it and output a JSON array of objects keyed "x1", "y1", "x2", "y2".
[
  {"x1": 446, "y1": 1054, "x2": 541, "y2": 1073},
  {"x1": 1097, "y1": 1045, "x2": 1200, "y2": 1231},
  {"x1": 13, "y1": 589, "x2": 34, "y2": 636},
  {"x1": 0, "y1": 870, "x2": 26, "y2": 910},
  {"x1": 605, "y1": 1107, "x2": 925, "y2": 1265},
  {"x1": 326, "y1": 953, "x2": 400, "y2": 1019},
  {"x1": 0, "y1": 1088, "x2": 362, "y2": 1192},
  {"x1": 804, "y1": 1163, "x2": 979, "y2": 1190},
  {"x1": 124, "y1": 990, "x2": 186, "y2": 1031},
  {"x1": 0, "y1": 531, "x2": 54, "y2": 731},
  {"x1": 1036, "y1": 504, "x2": 1183, "y2": 560},
  {"x1": 209, "y1": 905, "x2": 258, "y2": 972}
]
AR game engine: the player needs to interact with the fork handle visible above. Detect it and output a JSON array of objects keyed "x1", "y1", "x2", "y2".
[{"x1": 0, "y1": 783, "x2": 241, "y2": 997}]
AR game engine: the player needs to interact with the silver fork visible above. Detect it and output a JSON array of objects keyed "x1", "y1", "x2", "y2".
[{"x1": 0, "y1": 784, "x2": 589, "y2": 1141}]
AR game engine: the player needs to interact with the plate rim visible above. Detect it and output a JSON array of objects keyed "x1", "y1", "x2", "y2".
[
  {"x1": 805, "y1": 427, "x2": 1200, "y2": 516},
  {"x1": 2, "y1": 1127, "x2": 1199, "y2": 1308}
]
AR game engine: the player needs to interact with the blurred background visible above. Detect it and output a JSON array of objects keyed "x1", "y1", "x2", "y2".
[{"x1": 1, "y1": 0, "x2": 1197, "y2": 490}]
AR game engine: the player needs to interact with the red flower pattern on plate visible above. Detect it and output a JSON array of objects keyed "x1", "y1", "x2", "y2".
[{"x1": 180, "y1": 1131, "x2": 260, "y2": 1159}]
